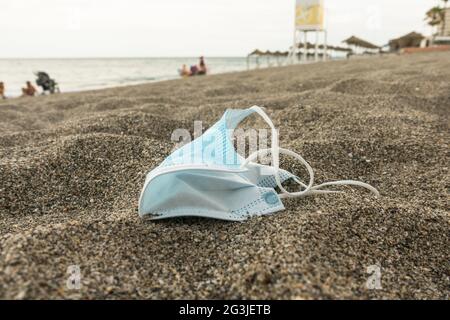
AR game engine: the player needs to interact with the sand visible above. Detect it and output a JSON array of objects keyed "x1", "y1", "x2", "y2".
[{"x1": 0, "y1": 52, "x2": 448, "y2": 299}]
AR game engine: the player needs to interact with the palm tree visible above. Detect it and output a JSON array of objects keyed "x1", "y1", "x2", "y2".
[
  {"x1": 425, "y1": 6, "x2": 443, "y2": 27},
  {"x1": 425, "y1": 0, "x2": 449, "y2": 35}
]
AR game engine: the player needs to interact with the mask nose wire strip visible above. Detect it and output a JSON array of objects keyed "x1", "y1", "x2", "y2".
[{"x1": 243, "y1": 106, "x2": 380, "y2": 198}]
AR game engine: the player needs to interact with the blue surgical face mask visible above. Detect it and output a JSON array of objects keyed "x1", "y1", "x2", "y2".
[{"x1": 138, "y1": 106, "x2": 379, "y2": 221}]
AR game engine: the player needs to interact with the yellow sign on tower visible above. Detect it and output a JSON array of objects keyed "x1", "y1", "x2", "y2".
[{"x1": 295, "y1": 0, "x2": 324, "y2": 30}]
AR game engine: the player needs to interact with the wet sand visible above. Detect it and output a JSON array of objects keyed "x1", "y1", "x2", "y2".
[{"x1": 0, "y1": 52, "x2": 449, "y2": 299}]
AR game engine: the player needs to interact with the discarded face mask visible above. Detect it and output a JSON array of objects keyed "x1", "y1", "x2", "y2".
[{"x1": 138, "y1": 106, "x2": 379, "y2": 221}]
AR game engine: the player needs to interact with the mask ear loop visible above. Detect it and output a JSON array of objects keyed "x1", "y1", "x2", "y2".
[
  {"x1": 242, "y1": 147, "x2": 315, "y2": 197},
  {"x1": 308, "y1": 180, "x2": 380, "y2": 197},
  {"x1": 242, "y1": 105, "x2": 380, "y2": 198},
  {"x1": 244, "y1": 106, "x2": 315, "y2": 197}
]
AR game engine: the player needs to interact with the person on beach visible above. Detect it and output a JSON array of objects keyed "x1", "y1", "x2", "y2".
[
  {"x1": 0, "y1": 82, "x2": 5, "y2": 99},
  {"x1": 180, "y1": 57, "x2": 207, "y2": 77},
  {"x1": 21, "y1": 81, "x2": 37, "y2": 97},
  {"x1": 198, "y1": 56, "x2": 207, "y2": 75},
  {"x1": 180, "y1": 64, "x2": 191, "y2": 77},
  {"x1": 190, "y1": 64, "x2": 199, "y2": 76}
]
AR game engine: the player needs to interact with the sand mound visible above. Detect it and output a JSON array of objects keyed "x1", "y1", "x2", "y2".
[
  {"x1": 1, "y1": 133, "x2": 167, "y2": 217},
  {"x1": 0, "y1": 52, "x2": 448, "y2": 299}
]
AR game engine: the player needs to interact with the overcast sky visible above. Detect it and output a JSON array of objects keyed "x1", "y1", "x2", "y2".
[{"x1": 0, "y1": 0, "x2": 438, "y2": 58}]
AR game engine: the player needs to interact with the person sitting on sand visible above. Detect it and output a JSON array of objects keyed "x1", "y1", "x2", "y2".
[
  {"x1": 197, "y1": 56, "x2": 207, "y2": 75},
  {"x1": 182, "y1": 57, "x2": 206, "y2": 77},
  {"x1": 180, "y1": 64, "x2": 191, "y2": 77},
  {"x1": 21, "y1": 81, "x2": 37, "y2": 97},
  {"x1": 0, "y1": 82, "x2": 5, "y2": 99},
  {"x1": 190, "y1": 64, "x2": 199, "y2": 76}
]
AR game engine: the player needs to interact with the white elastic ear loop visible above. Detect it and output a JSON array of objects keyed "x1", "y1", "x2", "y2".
[
  {"x1": 248, "y1": 106, "x2": 289, "y2": 194},
  {"x1": 244, "y1": 148, "x2": 380, "y2": 198},
  {"x1": 249, "y1": 105, "x2": 279, "y2": 168},
  {"x1": 244, "y1": 105, "x2": 379, "y2": 199},
  {"x1": 311, "y1": 180, "x2": 380, "y2": 197},
  {"x1": 292, "y1": 177, "x2": 344, "y2": 195},
  {"x1": 241, "y1": 147, "x2": 315, "y2": 198}
]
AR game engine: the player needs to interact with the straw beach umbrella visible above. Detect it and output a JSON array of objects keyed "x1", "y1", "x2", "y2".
[
  {"x1": 343, "y1": 36, "x2": 379, "y2": 49},
  {"x1": 342, "y1": 36, "x2": 380, "y2": 55},
  {"x1": 273, "y1": 51, "x2": 288, "y2": 65},
  {"x1": 248, "y1": 49, "x2": 265, "y2": 56},
  {"x1": 264, "y1": 51, "x2": 274, "y2": 66},
  {"x1": 247, "y1": 49, "x2": 265, "y2": 69}
]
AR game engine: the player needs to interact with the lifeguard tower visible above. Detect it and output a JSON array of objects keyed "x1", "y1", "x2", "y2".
[{"x1": 289, "y1": 0, "x2": 327, "y2": 63}]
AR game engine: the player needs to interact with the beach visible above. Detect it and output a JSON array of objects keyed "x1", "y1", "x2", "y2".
[{"x1": 0, "y1": 52, "x2": 448, "y2": 299}]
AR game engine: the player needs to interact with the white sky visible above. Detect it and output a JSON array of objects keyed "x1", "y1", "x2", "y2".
[{"x1": 0, "y1": 0, "x2": 439, "y2": 58}]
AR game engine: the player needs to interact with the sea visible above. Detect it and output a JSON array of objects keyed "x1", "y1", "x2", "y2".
[{"x1": 0, "y1": 57, "x2": 250, "y2": 98}]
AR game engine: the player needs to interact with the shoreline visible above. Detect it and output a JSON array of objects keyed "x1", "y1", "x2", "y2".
[
  {"x1": 0, "y1": 56, "x2": 354, "y2": 99},
  {"x1": 0, "y1": 56, "x2": 252, "y2": 99}
]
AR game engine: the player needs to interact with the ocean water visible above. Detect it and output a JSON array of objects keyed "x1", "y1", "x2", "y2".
[{"x1": 0, "y1": 57, "x2": 249, "y2": 97}]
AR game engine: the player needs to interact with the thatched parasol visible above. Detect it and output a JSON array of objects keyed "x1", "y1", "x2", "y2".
[
  {"x1": 273, "y1": 51, "x2": 289, "y2": 57},
  {"x1": 248, "y1": 49, "x2": 265, "y2": 56},
  {"x1": 343, "y1": 36, "x2": 379, "y2": 49},
  {"x1": 332, "y1": 46, "x2": 352, "y2": 52}
]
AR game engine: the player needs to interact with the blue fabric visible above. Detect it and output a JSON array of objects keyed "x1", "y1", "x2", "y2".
[{"x1": 138, "y1": 108, "x2": 296, "y2": 221}]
